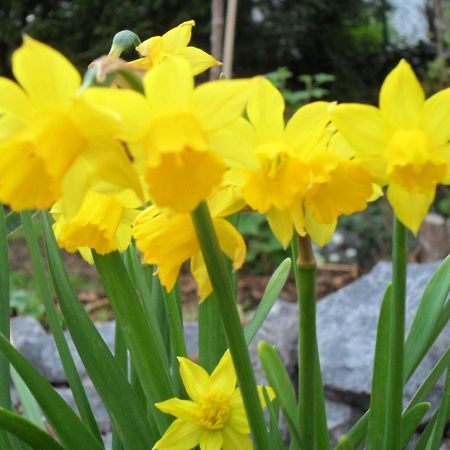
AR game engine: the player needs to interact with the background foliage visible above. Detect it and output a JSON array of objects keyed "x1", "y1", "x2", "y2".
[{"x1": 0, "y1": 0, "x2": 439, "y2": 103}]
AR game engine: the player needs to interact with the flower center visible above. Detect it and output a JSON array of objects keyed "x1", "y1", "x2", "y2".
[
  {"x1": 384, "y1": 129, "x2": 447, "y2": 192},
  {"x1": 195, "y1": 392, "x2": 230, "y2": 430}
]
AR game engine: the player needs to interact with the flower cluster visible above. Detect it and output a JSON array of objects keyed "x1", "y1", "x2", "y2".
[{"x1": 0, "y1": 22, "x2": 449, "y2": 301}]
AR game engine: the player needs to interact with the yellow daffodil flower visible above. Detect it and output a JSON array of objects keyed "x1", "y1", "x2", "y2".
[
  {"x1": 0, "y1": 36, "x2": 141, "y2": 211},
  {"x1": 52, "y1": 188, "x2": 141, "y2": 259},
  {"x1": 153, "y1": 350, "x2": 274, "y2": 450},
  {"x1": 133, "y1": 186, "x2": 245, "y2": 300},
  {"x1": 85, "y1": 57, "x2": 256, "y2": 214},
  {"x1": 132, "y1": 20, "x2": 221, "y2": 75},
  {"x1": 332, "y1": 59, "x2": 450, "y2": 233},
  {"x1": 229, "y1": 78, "x2": 374, "y2": 247}
]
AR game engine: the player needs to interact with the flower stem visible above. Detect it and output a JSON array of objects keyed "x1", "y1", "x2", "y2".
[
  {"x1": 385, "y1": 216, "x2": 407, "y2": 449},
  {"x1": 191, "y1": 201, "x2": 270, "y2": 450},
  {"x1": 0, "y1": 206, "x2": 10, "y2": 411},
  {"x1": 291, "y1": 234, "x2": 326, "y2": 449}
]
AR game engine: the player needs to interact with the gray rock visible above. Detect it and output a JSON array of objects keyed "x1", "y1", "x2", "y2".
[
  {"x1": 11, "y1": 318, "x2": 116, "y2": 384},
  {"x1": 326, "y1": 399, "x2": 361, "y2": 447},
  {"x1": 184, "y1": 321, "x2": 199, "y2": 357},
  {"x1": 316, "y1": 260, "x2": 447, "y2": 409},
  {"x1": 104, "y1": 432, "x2": 112, "y2": 450},
  {"x1": 56, "y1": 379, "x2": 111, "y2": 433}
]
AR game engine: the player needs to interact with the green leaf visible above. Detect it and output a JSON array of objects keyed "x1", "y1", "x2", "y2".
[
  {"x1": 10, "y1": 368, "x2": 44, "y2": 429},
  {"x1": 199, "y1": 292, "x2": 227, "y2": 373},
  {"x1": 40, "y1": 212, "x2": 154, "y2": 449},
  {"x1": 405, "y1": 346, "x2": 450, "y2": 414},
  {"x1": 405, "y1": 255, "x2": 450, "y2": 379},
  {"x1": 0, "y1": 333, "x2": 103, "y2": 450},
  {"x1": 263, "y1": 386, "x2": 286, "y2": 450},
  {"x1": 258, "y1": 341, "x2": 303, "y2": 449},
  {"x1": 21, "y1": 211, "x2": 101, "y2": 440},
  {"x1": 245, "y1": 258, "x2": 291, "y2": 345},
  {"x1": 366, "y1": 284, "x2": 392, "y2": 450},
  {"x1": 401, "y1": 402, "x2": 430, "y2": 449},
  {"x1": 93, "y1": 251, "x2": 174, "y2": 432},
  {"x1": 424, "y1": 362, "x2": 450, "y2": 450},
  {"x1": 0, "y1": 408, "x2": 64, "y2": 450}
]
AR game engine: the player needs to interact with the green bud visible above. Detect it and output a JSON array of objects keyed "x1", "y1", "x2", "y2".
[{"x1": 109, "y1": 30, "x2": 141, "y2": 57}]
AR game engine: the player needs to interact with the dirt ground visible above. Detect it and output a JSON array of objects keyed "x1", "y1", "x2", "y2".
[{"x1": 8, "y1": 239, "x2": 361, "y2": 321}]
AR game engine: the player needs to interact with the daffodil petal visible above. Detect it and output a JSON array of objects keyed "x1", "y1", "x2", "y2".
[
  {"x1": 133, "y1": 209, "x2": 197, "y2": 292},
  {"x1": 442, "y1": 144, "x2": 450, "y2": 184},
  {"x1": 331, "y1": 104, "x2": 390, "y2": 158},
  {"x1": 290, "y1": 201, "x2": 306, "y2": 236},
  {"x1": 0, "y1": 77, "x2": 33, "y2": 119},
  {"x1": 208, "y1": 118, "x2": 260, "y2": 170},
  {"x1": 178, "y1": 357, "x2": 210, "y2": 402},
  {"x1": 199, "y1": 430, "x2": 223, "y2": 450},
  {"x1": 247, "y1": 78, "x2": 285, "y2": 141},
  {"x1": 146, "y1": 149, "x2": 226, "y2": 213},
  {"x1": 12, "y1": 36, "x2": 80, "y2": 108},
  {"x1": 191, "y1": 253, "x2": 213, "y2": 301},
  {"x1": 155, "y1": 398, "x2": 200, "y2": 422},
  {"x1": 79, "y1": 139, "x2": 144, "y2": 202},
  {"x1": 228, "y1": 390, "x2": 250, "y2": 434},
  {"x1": 208, "y1": 350, "x2": 236, "y2": 396},
  {"x1": 68, "y1": 97, "x2": 120, "y2": 139},
  {"x1": 191, "y1": 79, "x2": 254, "y2": 132},
  {"x1": 305, "y1": 210, "x2": 336, "y2": 247},
  {"x1": 177, "y1": 46, "x2": 221, "y2": 76},
  {"x1": 379, "y1": 59, "x2": 425, "y2": 128},
  {"x1": 387, "y1": 183, "x2": 434, "y2": 234},
  {"x1": 162, "y1": 20, "x2": 195, "y2": 51},
  {"x1": 82, "y1": 88, "x2": 151, "y2": 141},
  {"x1": 144, "y1": 56, "x2": 193, "y2": 114},
  {"x1": 222, "y1": 426, "x2": 252, "y2": 450},
  {"x1": 207, "y1": 184, "x2": 246, "y2": 217},
  {"x1": 266, "y1": 207, "x2": 293, "y2": 249},
  {"x1": 153, "y1": 418, "x2": 202, "y2": 450},
  {"x1": 213, "y1": 218, "x2": 246, "y2": 270},
  {"x1": 423, "y1": 87, "x2": 450, "y2": 147},
  {"x1": 285, "y1": 101, "x2": 329, "y2": 156},
  {"x1": 257, "y1": 386, "x2": 276, "y2": 407}
]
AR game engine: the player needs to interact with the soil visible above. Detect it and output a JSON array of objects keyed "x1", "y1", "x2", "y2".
[{"x1": 8, "y1": 238, "x2": 361, "y2": 321}]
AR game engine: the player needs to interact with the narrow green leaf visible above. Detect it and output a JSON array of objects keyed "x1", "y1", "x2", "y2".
[
  {"x1": 263, "y1": 386, "x2": 286, "y2": 450},
  {"x1": 258, "y1": 341, "x2": 303, "y2": 449},
  {"x1": 0, "y1": 333, "x2": 103, "y2": 450},
  {"x1": 405, "y1": 346, "x2": 450, "y2": 414},
  {"x1": 401, "y1": 402, "x2": 430, "y2": 449},
  {"x1": 414, "y1": 414, "x2": 438, "y2": 450},
  {"x1": 0, "y1": 408, "x2": 63, "y2": 450},
  {"x1": 21, "y1": 211, "x2": 101, "y2": 440},
  {"x1": 5, "y1": 210, "x2": 22, "y2": 237},
  {"x1": 10, "y1": 368, "x2": 44, "y2": 429},
  {"x1": 405, "y1": 255, "x2": 450, "y2": 379},
  {"x1": 40, "y1": 212, "x2": 154, "y2": 449},
  {"x1": 425, "y1": 363, "x2": 450, "y2": 450},
  {"x1": 314, "y1": 341, "x2": 330, "y2": 450},
  {"x1": 199, "y1": 292, "x2": 227, "y2": 373},
  {"x1": 0, "y1": 205, "x2": 17, "y2": 450},
  {"x1": 245, "y1": 258, "x2": 292, "y2": 345},
  {"x1": 93, "y1": 251, "x2": 174, "y2": 432},
  {"x1": 366, "y1": 284, "x2": 392, "y2": 450}
]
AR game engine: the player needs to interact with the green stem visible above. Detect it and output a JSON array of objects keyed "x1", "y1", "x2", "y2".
[
  {"x1": 191, "y1": 202, "x2": 270, "y2": 450},
  {"x1": 385, "y1": 217, "x2": 407, "y2": 449},
  {"x1": 20, "y1": 211, "x2": 102, "y2": 442},
  {"x1": 0, "y1": 206, "x2": 14, "y2": 449},
  {"x1": 291, "y1": 235, "x2": 317, "y2": 448},
  {"x1": 162, "y1": 288, "x2": 187, "y2": 359},
  {"x1": 0, "y1": 206, "x2": 10, "y2": 411}
]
